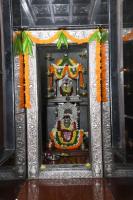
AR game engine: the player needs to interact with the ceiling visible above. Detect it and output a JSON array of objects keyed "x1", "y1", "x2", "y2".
[
  {"x1": 14, "y1": 0, "x2": 108, "y2": 27},
  {"x1": 12, "y1": 0, "x2": 133, "y2": 28}
]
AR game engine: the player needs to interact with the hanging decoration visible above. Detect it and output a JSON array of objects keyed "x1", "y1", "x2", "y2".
[
  {"x1": 26, "y1": 30, "x2": 92, "y2": 45},
  {"x1": 13, "y1": 31, "x2": 33, "y2": 108},
  {"x1": 13, "y1": 33, "x2": 25, "y2": 108},
  {"x1": 50, "y1": 129, "x2": 84, "y2": 150},
  {"x1": 14, "y1": 29, "x2": 108, "y2": 108},
  {"x1": 101, "y1": 43, "x2": 107, "y2": 102},
  {"x1": 96, "y1": 41, "x2": 102, "y2": 102},
  {"x1": 24, "y1": 54, "x2": 31, "y2": 108},
  {"x1": 123, "y1": 30, "x2": 133, "y2": 41},
  {"x1": 89, "y1": 28, "x2": 108, "y2": 102},
  {"x1": 95, "y1": 42, "x2": 108, "y2": 102},
  {"x1": 100, "y1": 30, "x2": 108, "y2": 102},
  {"x1": 57, "y1": 31, "x2": 68, "y2": 49},
  {"x1": 48, "y1": 63, "x2": 84, "y2": 88},
  {"x1": 26, "y1": 29, "x2": 108, "y2": 45},
  {"x1": 19, "y1": 54, "x2": 25, "y2": 108}
]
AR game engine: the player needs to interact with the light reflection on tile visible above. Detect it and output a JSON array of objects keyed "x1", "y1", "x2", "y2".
[{"x1": 17, "y1": 179, "x2": 114, "y2": 200}]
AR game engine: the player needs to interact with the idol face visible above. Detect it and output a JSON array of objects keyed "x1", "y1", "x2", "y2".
[{"x1": 63, "y1": 115, "x2": 71, "y2": 128}]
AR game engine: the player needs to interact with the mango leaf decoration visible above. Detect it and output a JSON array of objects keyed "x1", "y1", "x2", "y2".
[
  {"x1": 57, "y1": 31, "x2": 68, "y2": 49},
  {"x1": 13, "y1": 31, "x2": 34, "y2": 56},
  {"x1": 88, "y1": 31, "x2": 99, "y2": 43},
  {"x1": 22, "y1": 31, "x2": 34, "y2": 56},
  {"x1": 13, "y1": 33, "x2": 23, "y2": 55},
  {"x1": 88, "y1": 29, "x2": 108, "y2": 43},
  {"x1": 97, "y1": 31, "x2": 102, "y2": 42},
  {"x1": 101, "y1": 31, "x2": 108, "y2": 43}
]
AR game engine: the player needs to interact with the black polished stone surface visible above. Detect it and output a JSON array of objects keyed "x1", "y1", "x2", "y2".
[
  {"x1": 2, "y1": 0, "x2": 15, "y2": 149},
  {"x1": 0, "y1": 178, "x2": 133, "y2": 200}
]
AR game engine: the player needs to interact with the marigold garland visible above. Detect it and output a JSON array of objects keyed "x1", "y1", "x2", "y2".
[
  {"x1": 101, "y1": 43, "x2": 107, "y2": 102},
  {"x1": 63, "y1": 30, "x2": 92, "y2": 44},
  {"x1": 96, "y1": 41, "x2": 101, "y2": 102},
  {"x1": 26, "y1": 31, "x2": 59, "y2": 44},
  {"x1": 14, "y1": 31, "x2": 32, "y2": 109},
  {"x1": 50, "y1": 129, "x2": 84, "y2": 150},
  {"x1": 24, "y1": 55, "x2": 31, "y2": 108},
  {"x1": 14, "y1": 29, "x2": 109, "y2": 107},
  {"x1": 48, "y1": 64, "x2": 84, "y2": 88},
  {"x1": 19, "y1": 54, "x2": 25, "y2": 108},
  {"x1": 26, "y1": 30, "x2": 93, "y2": 45},
  {"x1": 123, "y1": 31, "x2": 133, "y2": 41}
]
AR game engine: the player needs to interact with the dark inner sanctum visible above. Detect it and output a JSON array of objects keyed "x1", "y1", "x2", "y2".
[{"x1": 37, "y1": 44, "x2": 90, "y2": 165}]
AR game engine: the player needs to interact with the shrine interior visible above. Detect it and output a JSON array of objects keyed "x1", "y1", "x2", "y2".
[
  {"x1": 37, "y1": 44, "x2": 90, "y2": 165},
  {"x1": 0, "y1": 0, "x2": 133, "y2": 182}
]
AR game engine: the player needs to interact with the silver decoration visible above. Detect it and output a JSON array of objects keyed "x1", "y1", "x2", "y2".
[
  {"x1": 27, "y1": 46, "x2": 39, "y2": 178},
  {"x1": 15, "y1": 113, "x2": 26, "y2": 177},
  {"x1": 26, "y1": 31, "x2": 102, "y2": 179},
  {"x1": 14, "y1": 56, "x2": 26, "y2": 178},
  {"x1": 102, "y1": 42, "x2": 113, "y2": 177},
  {"x1": 39, "y1": 168, "x2": 92, "y2": 179},
  {"x1": 26, "y1": 31, "x2": 105, "y2": 178},
  {"x1": 30, "y1": 30, "x2": 57, "y2": 40},
  {"x1": 89, "y1": 42, "x2": 103, "y2": 177},
  {"x1": 58, "y1": 102, "x2": 78, "y2": 122},
  {"x1": 66, "y1": 29, "x2": 95, "y2": 40}
]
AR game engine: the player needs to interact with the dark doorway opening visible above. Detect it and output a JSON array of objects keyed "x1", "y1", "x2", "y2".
[{"x1": 37, "y1": 44, "x2": 91, "y2": 165}]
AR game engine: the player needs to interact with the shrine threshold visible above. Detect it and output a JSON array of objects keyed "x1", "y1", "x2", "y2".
[{"x1": 37, "y1": 45, "x2": 91, "y2": 166}]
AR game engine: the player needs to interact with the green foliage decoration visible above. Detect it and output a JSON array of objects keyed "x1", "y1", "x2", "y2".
[
  {"x1": 13, "y1": 29, "x2": 108, "y2": 55},
  {"x1": 88, "y1": 29, "x2": 108, "y2": 43},
  {"x1": 13, "y1": 33, "x2": 23, "y2": 55},
  {"x1": 100, "y1": 30, "x2": 108, "y2": 43},
  {"x1": 57, "y1": 31, "x2": 68, "y2": 49},
  {"x1": 13, "y1": 31, "x2": 34, "y2": 56}
]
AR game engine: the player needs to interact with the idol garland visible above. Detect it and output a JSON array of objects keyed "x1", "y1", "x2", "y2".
[
  {"x1": 50, "y1": 129, "x2": 84, "y2": 150},
  {"x1": 13, "y1": 29, "x2": 108, "y2": 108},
  {"x1": 48, "y1": 63, "x2": 84, "y2": 89}
]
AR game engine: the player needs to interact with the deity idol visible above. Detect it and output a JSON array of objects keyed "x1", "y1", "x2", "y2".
[{"x1": 49, "y1": 103, "x2": 84, "y2": 150}]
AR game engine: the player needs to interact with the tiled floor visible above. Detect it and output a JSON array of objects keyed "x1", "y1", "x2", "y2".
[
  {"x1": 0, "y1": 180, "x2": 24, "y2": 200},
  {"x1": 107, "y1": 178, "x2": 133, "y2": 200},
  {"x1": 0, "y1": 178, "x2": 133, "y2": 200}
]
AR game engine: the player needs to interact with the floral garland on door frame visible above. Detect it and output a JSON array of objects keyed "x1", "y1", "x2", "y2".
[
  {"x1": 13, "y1": 31, "x2": 33, "y2": 108},
  {"x1": 48, "y1": 63, "x2": 85, "y2": 89},
  {"x1": 13, "y1": 29, "x2": 108, "y2": 108}
]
